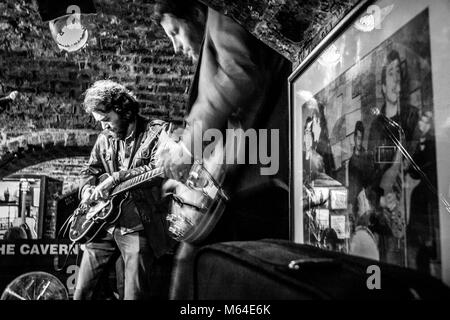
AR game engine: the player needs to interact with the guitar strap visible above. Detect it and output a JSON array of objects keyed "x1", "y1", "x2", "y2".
[
  {"x1": 128, "y1": 120, "x2": 143, "y2": 170},
  {"x1": 129, "y1": 119, "x2": 165, "y2": 169},
  {"x1": 149, "y1": 122, "x2": 169, "y2": 165}
]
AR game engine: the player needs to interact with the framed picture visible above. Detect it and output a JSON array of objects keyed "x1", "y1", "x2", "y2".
[
  {"x1": 330, "y1": 189, "x2": 348, "y2": 210},
  {"x1": 289, "y1": 0, "x2": 450, "y2": 284}
]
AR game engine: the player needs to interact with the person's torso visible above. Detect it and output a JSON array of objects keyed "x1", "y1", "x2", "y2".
[
  {"x1": 99, "y1": 117, "x2": 165, "y2": 232},
  {"x1": 187, "y1": 8, "x2": 292, "y2": 197}
]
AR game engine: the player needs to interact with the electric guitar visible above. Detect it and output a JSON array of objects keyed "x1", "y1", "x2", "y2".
[
  {"x1": 165, "y1": 121, "x2": 241, "y2": 244},
  {"x1": 12, "y1": 179, "x2": 38, "y2": 239},
  {"x1": 380, "y1": 149, "x2": 408, "y2": 238},
  {"x1": 379, "y1": 123, "x2": 421, "y2": 239},
  {"x1": 68, "y1": 168, "x2": 164, "y2": 244},
  {"x1": 70, "y1": 119, "x2": 240, "y2": 245}
]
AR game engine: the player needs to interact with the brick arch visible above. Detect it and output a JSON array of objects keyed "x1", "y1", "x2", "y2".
[{"x1": 0, "y1": 130, "x2": 98, "y2": 179}]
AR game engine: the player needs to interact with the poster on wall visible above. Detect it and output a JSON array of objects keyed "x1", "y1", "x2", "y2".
[
  {"x1": 290, "y1": 0, "x2": 450, "y2": 281},
  {"x1": 0, "y1": 176, "x2": 63, "y2": 241}
]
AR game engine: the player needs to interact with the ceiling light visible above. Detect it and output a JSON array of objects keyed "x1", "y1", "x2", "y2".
[
  {"x1": 354, "y1": 13, "x2": 376, "y2": 32},
  {"x1": 318, "y1": 44, "x2": 341, "y2": 67},
  {"x1": 354, "y1": 4, "x2": 394, "y2": 32},
  {"x1": 48, "y1": 7, "x2": 89, "y2": 52},
  {"x1": 36, "y1": 0, "x2": 96, "y2": 53}
]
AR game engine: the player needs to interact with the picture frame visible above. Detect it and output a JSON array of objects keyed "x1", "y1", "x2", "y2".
[
  {"x1": 330, "y1": 189, "x2": 348, "y2": 210},
  {"x1": 289, "y1": 0, "x2": 450, "y2": 284}
]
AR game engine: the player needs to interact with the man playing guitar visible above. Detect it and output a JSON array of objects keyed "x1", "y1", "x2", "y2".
[
  {"x1": 367, "y1": 50, "x2": 430, "y2": 266},
  {"x1": 153, "y1": 0, "x2": 292, "y2": 299},
  {"x1": 74, "y1": 80, "x2": 175, "y2": 300}
]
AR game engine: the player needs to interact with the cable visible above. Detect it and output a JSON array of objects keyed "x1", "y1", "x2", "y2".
[
  {"x1": 54, "y1": 241, "x2": 78, "y2": 272},
  {"x1": 53, "y1": 211, "x2": 79, "y2": 272}
]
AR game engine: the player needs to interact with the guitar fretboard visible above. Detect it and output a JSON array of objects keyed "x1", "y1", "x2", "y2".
[{"x1": 111, "y1": 168, "x2": 164, "y2": 196}]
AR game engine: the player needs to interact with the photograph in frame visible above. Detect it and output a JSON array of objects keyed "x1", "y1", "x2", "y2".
[{"x1": 290, "y1": 0, "x2": 450, "y2": 283}]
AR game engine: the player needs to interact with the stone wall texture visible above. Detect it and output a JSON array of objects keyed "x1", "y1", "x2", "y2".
[
  {"x1": 1, "y1": 0, "x2": 362, "y2": 193},
  {"x1": 200, "y1": 0, "x2": 360, "y2": 67},
  {"x1": 0, "y1": 0, "x2": 194, "y2": 140},
  {"x1": 11, "y1": 157, "x2": 88, "y2": 195},
  {"x1": 1, "y1": 0, "x2": 195, "y2": 190}
]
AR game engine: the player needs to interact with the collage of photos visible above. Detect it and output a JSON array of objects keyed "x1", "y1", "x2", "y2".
[{"x1": 300, "y1": 9, "x2": 440, "y2": 276}]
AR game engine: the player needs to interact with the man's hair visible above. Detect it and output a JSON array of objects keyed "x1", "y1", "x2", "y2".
[
  {"x1": 381, "y1": 50, "x2": 401, "y2": 87},
  {"x1": 354, "y1": 120, "x2": 364, "y2": 137},
  {"x1": 83, "y1": 80, "x2": 139, "y2": 119},
  {"x1": 153, "y1": 0, "x2": 206, "y2": 24}
]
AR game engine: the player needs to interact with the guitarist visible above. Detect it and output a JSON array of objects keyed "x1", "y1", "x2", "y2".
[
  {"x1": 153, "y1": 0, "x2": 292, "y2": 299},
  {"x1": 367, "y1": 50, "x2": 422, "y2": 264},
  {"x1": 74, "y1": 80, "x2": 176, "y2": 300}
]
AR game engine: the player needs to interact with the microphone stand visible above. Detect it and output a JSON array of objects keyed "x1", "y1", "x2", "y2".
[
  {"x1": 392, "y1": 119, "x2": 409, "y2": 266},
  {"x1": 379, "y1": 112, "x2": 450, "y2": 214},
  {"x1": 378, "y1": 110, "x2": 450, "y2": 268},
  {"x1": 377, "y1": 113, "x2": 408, "y2": 266}
]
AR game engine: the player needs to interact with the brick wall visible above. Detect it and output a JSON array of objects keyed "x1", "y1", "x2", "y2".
[
  {"x1": 0, "y1": 0, "x2": 194, "y2": 191},
  {"x1": 0, "y1": 0, "x2": 193, "y2": 141},
  {"x1": 1, "y1": 0, "x2": 358, "y2": 193},
  {"x1": 200, "y1": 0, "x2": 359, "y2": 67}
]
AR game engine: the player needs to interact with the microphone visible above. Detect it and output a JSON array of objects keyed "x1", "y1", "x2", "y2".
[
  {"x1": 8, "y1": 91, "x2": 19, "y2": 101},
  {"x1": 0, "y1": 91, "x2": 19, "y2": 113}
]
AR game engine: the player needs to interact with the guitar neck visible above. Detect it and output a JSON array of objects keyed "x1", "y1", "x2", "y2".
[
  {"x1": 21, "y1": 193, "x2": 26, "y2": 223},
  {"x1": 111, "y1": 168, "x2": 164, "y2": 196},
  {"x1": 20, "y1": 181, "x2": 29, "y2": 223}
]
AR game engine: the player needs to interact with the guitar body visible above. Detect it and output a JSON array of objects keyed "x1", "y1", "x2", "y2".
[
  {"x1": 380, "y1": 150, "x2": 406, "y2": 238},
  {"x1": 166, "y1": 121, "x2": 241, "y2": 244},
  {"x1": 168, "y1": 163, "x2": 227, "y2": 244},
  {"x1": 68, "y1": 167, "x2": 164, "y2": 244},
  {"x1": 69, "y1": 192, "x2": 127, "y2": 243},
  {"x1": 379, "y1": 139, "x2": 420, "y2": 239}
]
